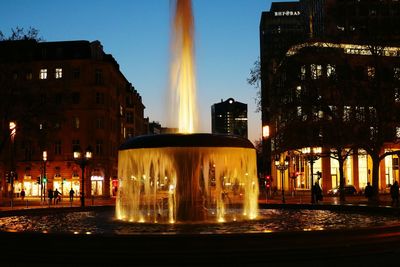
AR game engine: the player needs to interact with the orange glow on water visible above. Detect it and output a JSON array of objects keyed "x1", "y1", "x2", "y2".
[{"x1": 170, "y1": 0, "x2": 198, "y2": 133}]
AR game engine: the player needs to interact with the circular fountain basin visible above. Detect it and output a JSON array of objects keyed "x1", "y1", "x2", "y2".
[{"x1": 117, "y1": 133, "x2": 259, "y2": 223}]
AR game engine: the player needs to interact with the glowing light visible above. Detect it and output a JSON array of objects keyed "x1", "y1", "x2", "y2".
[
  {"x1": 169, "y1": 0, "x2": 198, "y2": 133},
  {"x1": 85, "y1": 232, "x2": 92, "y2": 235},
  {"x1": 262, "y1": 125, "x2": 270, "y2": 138}
]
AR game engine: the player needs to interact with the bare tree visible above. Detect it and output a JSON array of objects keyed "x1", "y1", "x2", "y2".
[{"x1": 0, "y1": 27, "x2": 44, "y2": 41}]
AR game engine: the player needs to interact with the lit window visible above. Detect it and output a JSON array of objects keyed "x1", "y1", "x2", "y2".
[
  {"x1": 396, "y1": 127, "x2": 400, "y2": 139},
  {"x1": 55, "y1": 68, "x2": 62, "y2": 79},
  {"x1": 40, "y1": 69, "x2": 47, "y2": 79},
  {"x1": 300, "y1": 66, "x2": 306, "y2": 80},
  {"x1": 297, "y1": 106, "x2": 302, "y2": 116},
  {"x1": 355, "y1": 106, "x2": 365, "y2": 121},
  {"x1": 311, "y1": 64, "x2": 322, "y2": 79},
  {"x1": 370, "y1": 127, "x2": 375, "y2": 140},
  {"x1": 367, "y1": 66, "x2": 375, "y2": 79},
  {"x1": 343, "y1": 106, "x2": 351, "y2": 121},
  {"x1": 327, "y1": 64, "x2": 336, "y2": 77},
  {"x1": 395, "y1": 88, "x2": 400, "y2": 103},
  {"x1": 394, "y1": 67, "x2": 400, "y2": 81},
  {"x1": 296, "y1": 85, "x2": 302, "y2": 98}
]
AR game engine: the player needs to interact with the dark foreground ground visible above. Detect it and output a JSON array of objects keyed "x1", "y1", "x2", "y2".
[
  {"x1": 0, "y1": 205, "x2": 399, "y2": 267},
  {"x1": 1, "y1": 194, "x2": 400, "y2": 266},
  {"x1": 1, "y1": 222, "x2": 400, "y2": 267}
]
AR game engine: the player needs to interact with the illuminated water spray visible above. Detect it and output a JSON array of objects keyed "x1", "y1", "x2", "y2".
[
  {"x1": 115, "y1": 0, "x2": 259, "y2": 223},
  {"x1": 169, "y1": 0, "x2": 198, "y2": 133}
]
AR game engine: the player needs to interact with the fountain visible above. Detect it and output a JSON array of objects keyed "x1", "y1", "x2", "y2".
[{"x1": 115, "y1": 0, "x2": 259, "y2": 223}]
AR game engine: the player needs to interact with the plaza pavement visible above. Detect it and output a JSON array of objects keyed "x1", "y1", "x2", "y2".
[{"x1": 0, "y1": 191, "x2": 398, "y2": 212}]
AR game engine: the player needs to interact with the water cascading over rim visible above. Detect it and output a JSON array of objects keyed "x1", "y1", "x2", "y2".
[{"x1": 116, "y1": 134, "x2": 259, "y2": 223}]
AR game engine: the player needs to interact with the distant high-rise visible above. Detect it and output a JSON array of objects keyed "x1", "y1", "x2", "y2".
[{"x1": 211, "y1": 98, "x2": 248, "y2": 138}]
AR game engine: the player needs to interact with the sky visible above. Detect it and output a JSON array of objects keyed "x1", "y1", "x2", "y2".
[{"x1": 0, "y1": 0, "x2": 280, "y2": 144}]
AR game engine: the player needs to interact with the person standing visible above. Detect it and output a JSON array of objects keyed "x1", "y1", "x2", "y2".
[
  {"x1": 313, "y1": 181, "x2": 323, "y2": 204},
  {"x1": 48, "y1": 189, "x2": 53, "y2": 206},
  {"x1": 69, "y1": 188, "x2": 75, "y2": 202},
  {"x1": 20, "y1": 189, "x2": 25, "y2": 201},
  {"x1": 390, "y1": 181, "x2": 399, "y2": 207},
  {"x1": 364, "y1": 182, "x2": 373, "y2": 202},
  {"x1": 53, "y1": 188, "x2": 61, "y2": 204}
]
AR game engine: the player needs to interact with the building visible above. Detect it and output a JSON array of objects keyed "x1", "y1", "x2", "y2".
[
  {"x1": 260, "y1": 0, "x2": 400, "y2": 196},
  {"x1": 260, "y1": 1, "x2": 306, "y2": 178},
  {"x1": 211, "y1": 98, "x2": 248, "y2": 139},
  {"x1": 0, "y1": 39, "x2": 146, "y2": 199}
]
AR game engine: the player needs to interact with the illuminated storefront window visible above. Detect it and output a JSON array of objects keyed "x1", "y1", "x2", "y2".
[
  {"x1": 91, "y1": 176, "x2": 103, "y2": 196},
  {"x1": 358, "y1": 150, "x2": 369, "y2": 189}
]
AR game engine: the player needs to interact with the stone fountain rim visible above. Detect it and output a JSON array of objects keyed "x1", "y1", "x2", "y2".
[{"x1": 119, "y1": 133, "x2": 255, "y2": 150}]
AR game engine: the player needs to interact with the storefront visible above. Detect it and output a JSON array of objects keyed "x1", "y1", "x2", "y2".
[
  {"x1": 22, "y1": 176, "x2": 41, "y2": 197},
  {"x1": 91, "y1": 175, "x2": 103, "y2": 196}
]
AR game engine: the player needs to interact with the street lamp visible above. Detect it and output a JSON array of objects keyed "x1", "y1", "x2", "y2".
[
  {"x1": 301, "y1": 147, "x2": 321, "y2": 204},
  {"x1": 9, "y1": 121, "x2": 16, "y2": 207},
  {"x1": 262, "y1": 125, "x2": 270, "y2": 198},
  {"x1": 274, "y1": 154, "x2": 290, "y2": 203},
  {"x1": 42, "y1": 150, "x2": 47, "y2": 202},
  {"x1": 73, "y1": 146, "x2": 92, "y2": 207}
]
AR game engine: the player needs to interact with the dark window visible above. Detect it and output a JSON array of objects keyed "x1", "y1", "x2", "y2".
[
  {"x1": 96, "y1": 140, "x2": 103, "y2": 156},
  {"x1": 96, "y1": 117, "x2": 104, "y2": 129},
  {"x1": 73, "y1": 69, "x2": 80, "y2": 80},
  {"x1": 95, "y1": 69, "x2": 103, "y2": 84},
  {"x1": 72, "y1": 92, "x2": 80, "y2": 104},
  {"x1": 55, "y1": 140, "x2": 62, "y2": 155},
  {"x1": 55, "y1": 93, "x2": 62, "y2": 105},
  {"x1": 95, "y1": 92, "x2": 104, "y2": 104},
  {"x1": 126, "y1": 112, "x2": 133, "y2": 123},
  {"x1": 72, "y1": 140, "x2": 80, "y2": 153}
]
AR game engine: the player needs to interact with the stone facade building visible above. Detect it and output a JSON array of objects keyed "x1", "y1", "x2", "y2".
[{"x1": 0, "y1": 39, "x2": 146, "y2": 199}]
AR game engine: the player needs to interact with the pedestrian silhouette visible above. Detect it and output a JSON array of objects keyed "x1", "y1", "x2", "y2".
[
  {"x1": 69, "y1": 188, "x2": 75, "y2": 202},
  {"x1": 313, "y1": 181, "x2": 323, "y2": 204},
  {"x1": 48, "y1": 189, "x2": 53, "y2": 205},
  {"x1": 364, "y1": 182, "x2": 373, "y2": 201},
  {"x1": 20, "y1": 189, "x2": 25, "y2": 201},
  {"x1": 54, "y1": 188, "x2": 61, "y2": 204},
  {"x1": 390, "y1": 181, "x2": 399, "y2": 207}
]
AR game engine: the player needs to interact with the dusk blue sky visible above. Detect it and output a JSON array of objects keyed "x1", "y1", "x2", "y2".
[{"x1": 0, "y1": 0, "x2": 286, "y2": 143}]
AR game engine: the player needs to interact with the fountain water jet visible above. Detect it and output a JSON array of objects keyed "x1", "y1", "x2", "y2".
[{"x1": 116, "y1": 0, "x2": 259, "y2": 223}]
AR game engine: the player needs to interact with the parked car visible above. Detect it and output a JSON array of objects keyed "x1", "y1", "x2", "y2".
[{"x1": 327, "y1": 185, "x2": 358, "y2": 196}]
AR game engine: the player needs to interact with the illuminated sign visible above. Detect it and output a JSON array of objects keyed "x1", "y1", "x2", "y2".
[
  {"x1": 274, "y1": 11, "x2": 301, "y2": 16},
  {"x1": 91, "y1": 175, "x2": 104, "y2": 181}
]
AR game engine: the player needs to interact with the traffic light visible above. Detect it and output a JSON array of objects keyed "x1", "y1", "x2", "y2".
[
  {"x1": 43, "y1": 176, "x2": 47, "y2": 183},
  {"x1": 37, "y1": 176, "x2": 41, "y2": 184},
  {"x1": 265, "y1": 175, "x2": 271, "y2": 188},
  {"x1": 5, "y1": 173, "x2": 10, "y2": 183}
]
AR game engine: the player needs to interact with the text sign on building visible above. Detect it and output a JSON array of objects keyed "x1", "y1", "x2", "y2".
[{"x1": 274, "y1": 11, "x2": 301, "y2": 16}]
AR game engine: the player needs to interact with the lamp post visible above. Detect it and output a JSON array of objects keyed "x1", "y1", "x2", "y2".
[
  {"x1": 302, "y1": 147, "x2": 321, "y2": 204},
  {"x1": 262, "y1": 125, "x2": 270, "y2": 198},
  {"x1": 274, "y1": 155, "x2": 290, "y2": 203},
  {"x1": 42, "y1": 150, "x2": 47, "y2": 203},
  {"x1": 73, "y1": 146, "x2": 92, "y2": 207},
  {"x1": 9, "y1": 121, "x2": 16, "y2": 207}
]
